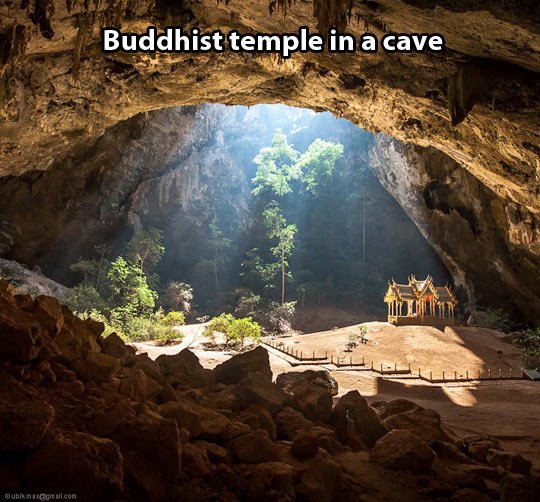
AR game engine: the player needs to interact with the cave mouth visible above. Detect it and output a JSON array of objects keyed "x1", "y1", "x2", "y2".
[{"x1": 0, "y1": 102, "x2": 452, "y2": 331}]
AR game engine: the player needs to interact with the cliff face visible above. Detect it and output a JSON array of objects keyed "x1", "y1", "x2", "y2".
[
  {"x1": 1, "y1": 0, "x2": 539, "y2": 319},
  {"x1": 370, "y1": 137, "x2": 540, "y2": 320},
  {"x1": 0, "y1": 105, "x2": 252, "y2": 283}
]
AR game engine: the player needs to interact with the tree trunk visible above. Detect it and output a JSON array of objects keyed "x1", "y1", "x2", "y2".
[
  {"x1": 362, "y1": 185, "x2": 366, "y2": 266},
  {"x1": 281, "y1": 250, "x2": 285, "y2": 305}
]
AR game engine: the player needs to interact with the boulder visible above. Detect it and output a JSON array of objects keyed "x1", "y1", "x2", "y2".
[
  {"x1": 24, "y1": 431, "x2": 123, "y2": 498},
  {"x1": 118, "y1": 368, "x2": 163, "y2": 402},
  {"x1": 213, "y1": 346, "x2": 272, "y2": 385},
  {"x1": 27, "y1": 295, "x2": 64, "y2": 335},
  {"x1": 464, "y1": 436, "x2": 502, "y2": 462},
  {"x1": 226, "y1": 430, "x2": 280, "y2": 464},
  {"x1": 159, "y1": 399, "x2": 230, "y2": 440},
  {"x1": 234, "y1": 461, "x2": 295, "y2": 500},
  {"x1": 0, "y1": 296, "x2": 42, "y2": 361},
  {"x1": 194, "y1": 439, "x2": 232, "y2": 464},
  {"x1": 235, "y1": 372, "x2": 287, "y2": 413},
  {"x1": 500, "y1": 473, "x2": 540, "y2": 502},
  {"x1": 112, "y1": 414, "x2": 182, "y2": 500},
  {"x1": 275, "y1": 406, "x2": 314, "y2": 440},
  {"x1": 156, "y1": 349, "x2": 213, "y2": 389},
  {"x1": 369, "y1": 429, "x2": 435, "y2": 473},
  {"x1": 295, "y1": 450, "x2": 343, "y2": 502},
  {"x1": 72, "y1": 351, "x2": 121, "y2": 383},
  {"x1": 330, "y1": 391, "x2": 387, "y2": 449},
  {"x1": 383, "y1": 404, "x2": 449, "y2": 444},
  {"x1": 486, "y1": 449, "x2": 532, "y2": 475},
  {"x1": 450, "y1": 488, "x2": 492, "y2": 502},
  {"x1": 87, "y1": 398, "x2": 135, "y2": 436},
  {"x1": 290, "y1": 427, "x2": 344, "y2": 458},
  {"x1": 276, "y1": 370, "x2": 338, "y2": 396},
  {"x1": 100, "y1": 333, "x2": 133, "y2": 359},
  {"x1": 242, "y1": 405, "x2": 278, "y2": 440},
  {"x1": 288, "y1": 381, "x2": 333, "y2": 423},
  {"x1": 182, "y1": 443, "x2": 212, "y2": 479},
  {"x1": 0, "y1": 400, "x2": 54, "y2": 449}
]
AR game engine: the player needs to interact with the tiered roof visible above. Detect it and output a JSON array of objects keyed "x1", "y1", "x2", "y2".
[{"x1": 384, "y1": 276, "x2": 457, "y2": 305}]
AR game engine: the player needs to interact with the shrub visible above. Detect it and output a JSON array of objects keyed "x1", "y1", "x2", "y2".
[
  {"x1": 162, "y1": 311, "x2": 186, "y2": 327},
  {"x1": 65, "y1": 285, "x2": 106, "y2": 314},
  {"x1": 204, "y1": 313, "x2": 261, "y2": 348},
  {"x1": 345, "y1": 324, "x2": 367, "y2": 351},
  {"x1": 235, "y1": 291, "x2": 262, "y2": 316},
  {"x1": 472, "y1": 308, "x2": 514, "y2": 332},
  {"x1": 513, "y1": 327, "x2": 540, "y2": 369},
  {"x1": 227, "y1": 317, "x2": 262, "y2": 347}
]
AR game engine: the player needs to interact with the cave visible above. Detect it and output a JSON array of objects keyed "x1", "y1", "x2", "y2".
[{"x1": 0, "y1": 1, "x2": 540, "y2": 500}]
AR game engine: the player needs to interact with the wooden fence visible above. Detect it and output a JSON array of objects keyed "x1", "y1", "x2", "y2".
[{"x1": 263, "y1": 339, "x2": 526, "y2": 382}]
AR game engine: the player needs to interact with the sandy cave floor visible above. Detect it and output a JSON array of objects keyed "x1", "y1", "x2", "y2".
[{"x1": 133, "y1": 321, "x2": 540, "y2": 470}]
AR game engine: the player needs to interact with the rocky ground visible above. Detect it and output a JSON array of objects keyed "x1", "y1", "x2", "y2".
[{"x1": 1, "y1": 280, "x2": 539, "y2": 500}]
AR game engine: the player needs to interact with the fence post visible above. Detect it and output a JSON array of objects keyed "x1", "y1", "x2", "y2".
[
  {"x1": 442, "y1": 371, "x2": 445, "y2": 382},
  {"x1": 478, "y1": 369, "x2": 481, "y2": 380},
  {"x1": 350, "y1": 356, "x2": 352, "y2": 366},
  {"x1": 312, "y1": 350, "x2": 315, "y2": 360},
  {"x1": 362, "y1": 356, "x2": 365, "y2": 365},
  {"x1": 499, "y1": 368, "x2": 502, "y2": 379},
  {"x1": 509, "y1": 368, "x2": 512, "y2": 378},
  {"x1": 331, "y1": 354, "x2": 333, "y2": 364},
  {"x1": 394, "y1": 362, "x2": 397, "y2": 371},
  {"x1": 419, "y1": 368, "x2": 421, "y2": 377},
  {"x1": 380, "y1": 363, "x2": 383, "y2": 373},
  {"x1": 454, "y1": 371, "x2": 457, "y2": 380},
  {"x1": 466, "y1": 370, "x2": 469, "y2": 380},
  {"x1": 408, "y1": 363, "x2": 411, "y2": 372},
  {"x1": 488, "y1": 368, "x2": 491, "y2": 379},
  {"x1": 325, "y1": 350, "x2": 328, "y2": 360},
  {"x1": 429, "y1": 371, "x2": 432, "y2": 381}
]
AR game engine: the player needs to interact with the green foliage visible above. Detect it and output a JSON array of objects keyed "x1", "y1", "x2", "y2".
[
  {"x1": 70, "y1": 259, "x2": 100, "y2": 287},
  {"x1": 163, "y1": 281, "x2": 193, "y2": 312},
  {"x1": 235, "y1": 290, "x2": 262, "y2": 316},
  {"x1": 107, "y1": 256, "x2": 157, "y2": 317},
  {"x1": 204, "y1": 313, "x2": 261, "y2": 348},
  {"x1": 252, "y1": 129, "x2": 300, "y2": 197},
  {"x1": 125, "y1": 226, "x2": 165, "y2": 273},
  {"x1": 473, "y1": 308, "x2": 514, "y2": 332},
  {"x1": 114, "y1": 311, "x2": 181, "y2": 344},
  {"x1": 64, "y1": 285, "x2": 106, "y2": 314},
  {"x1": 345, "y1": 325, "x2": 368, "y2": 351},
  {"x1": 162, "y1": 311, "x2": 186, "y2": 326},
  {"x1": 263, "y1": 203, "x2": 297, "y2": 263},
  {"x1": 512, "y1": 327, "x2": 540, "y2": 369},
  {"x1": 296, "y1": 139, "x2": 344, "y2": 193}
]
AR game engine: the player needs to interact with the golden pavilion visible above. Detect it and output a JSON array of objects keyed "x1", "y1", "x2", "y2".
[{"x1": 384, "y1": 275, "x2": 457, "y2": 326}]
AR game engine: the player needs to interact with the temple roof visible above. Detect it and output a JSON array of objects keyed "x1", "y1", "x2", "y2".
[{"x1": 385, "y1": 277, "x2": 457, "y2": 305}]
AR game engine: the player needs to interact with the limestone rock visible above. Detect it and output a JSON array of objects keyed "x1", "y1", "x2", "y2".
[
  {"x1": 226, "y1": 430, "x2": 280, "y2": 464},
  {"x1": 464, "y1": 436, "x2": 502, "y2": 462},
  {"x1": 275, "y1": 406, "x2": 315, "y2": 440},
  {"x1": 235, "y1": 372, "x2": 287, "y2": 413},
  {"x1": 330, "y1": 391, "x2": 387, "y2": 449},
  {"x1": 159, "y1": 399, "x2": 230, "y2": 440},
  {"x1": 486, "y1": 449, "x2": 532, "y2": 475},
  {"x1": 157, "y1": 349, "x2": 214, "y2": 389},
  {"x1": 24, "y1": 431, "x2": 123, "y2": 498},
  {"x1": 118, "y1": 368, "x2": 163, "y2": 402},
  {"x1": 72, "y1": 351, "x2": 121, "y2": 383},
  {"x1": 276, "y1": 370, "x2": 338, "y2": 397},
  {"x1": 0, "y1": 400, "x2": 54, "y2": 450},
  {"x1": 214, "y1": 346, "x2": 272, "y2": 385},
  {"x1": 370, "y1": 429, "x2": 435, "y2": 473},
  {"x1": 111, "y1": 414, "x2": 182, "y2": 500}
]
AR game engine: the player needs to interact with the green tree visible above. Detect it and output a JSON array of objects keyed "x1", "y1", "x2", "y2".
[
  {"x1": 252, "y1": 129, "x2": 300, "y2": 197},
  {"x1": 125, "y1": 226, "x2": 165, "y2": 273},
  {"x1": 263, "y1": 203, "x2": 297, "y2": 304},
  {"x1": 70, "y1": 258, "x2": 100, "y2": 287},
  {"x1": 107, "y1": 256, "x2": 157, "y2": 317},
  {"x1": 296, "y1": 139, "x2": 344, "y2": 193}
]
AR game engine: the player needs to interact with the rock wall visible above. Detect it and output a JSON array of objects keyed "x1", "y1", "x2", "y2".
[{"x1": 370, "y1": 136, "x2": 540, "y2": 320}]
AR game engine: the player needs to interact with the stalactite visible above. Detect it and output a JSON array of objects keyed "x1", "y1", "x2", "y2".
[{"x1": 312, "y1": 0, "x2": 353, "y2": 33}]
